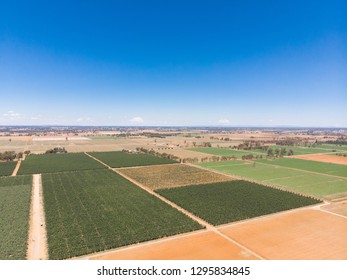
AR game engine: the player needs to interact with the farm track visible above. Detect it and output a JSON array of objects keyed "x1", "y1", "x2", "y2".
[
  {"x1": 84, "y1": 154, "x2": 266, "y2": 260},
  {"x1": 84, "y1": 152, "x2": 112, "y2": 169},
  {"x1": 27, "y1": 174, "x2": 48, "y2": 260},
  {"x1": 12, "y1": 160, "x2": 21, "y2": 176}
]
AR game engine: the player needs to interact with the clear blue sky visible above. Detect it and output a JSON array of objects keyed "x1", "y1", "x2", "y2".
[{"x1": 1, "y1": 0, "x2": 346, "y2": 126}]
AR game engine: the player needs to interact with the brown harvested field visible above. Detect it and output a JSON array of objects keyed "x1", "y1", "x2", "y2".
[
  {"x1": 88, "y1": 231, "x2": 259, "y2": 260},
  {"x1": 321, "y1": 201, "x2": 347, "y2": 217},
  {"x1": 117, "y1": 163, "x2": 233, "y2": 190},
  {"x1": 162, "y1": 148, "x2": 217, "y2": 160},
  {"x1": 219, "y1": 209, "x2": 347, "y2": 259},
  {"x1": 291, "y1": 154, "x2": 347, "y2": 165}
]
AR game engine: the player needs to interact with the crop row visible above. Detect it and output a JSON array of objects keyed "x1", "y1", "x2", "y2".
[
  {"x1": 0, "y1": 161, "x2": 17, "y2": 176},
  {"x1": 18, "y1": 153, "x2": 106, "y2": 175},
  {"x1": 42, "y1": 169, "x2": 202, "y2": 259},
  {"x1": 156, "y1": 180, "x2": 321, "y2": 226},
  {"x1": 88, "y1": 151, "x2": 177, "y2": 168},
  {"x1": 0, "y1": 175, "x2": 32, "y2": 259}
]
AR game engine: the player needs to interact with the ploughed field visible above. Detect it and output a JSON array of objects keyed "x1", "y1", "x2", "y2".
[
  {"x1": 88, "y1": 151, "x2": 177, "y2": 168},
  {"x1": 118, "y1": 163, "x2": 232, "y2": 190},
  {"x1": 0, "y1": 161, "x2": 17, "y2": 176},
  {"x1": 220, "y1": 209, "x2": 347, "y2": 259},
  {"x1": 42, "y1": 169, "x2": 202, "y2": 259},
  {"x1": 200, "y1": 160, "x2": 347, "y2": 199},
  {"x1": 156, "y1": 180, "x2": 320, "y2": 226},
  {"x1": 0, "y1": 176, "x2": 32, "y2": 259},
  {"x1": 18, "y1": 153, "x2": 106, "y2": 175}
]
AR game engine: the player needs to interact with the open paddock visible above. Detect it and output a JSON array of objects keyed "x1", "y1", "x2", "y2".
[
  {"x1": 200, "y1": 160, "x2": 347, "y2": 199},
  {"x1": 291, "y1": 154, "x2": 347, "y2": 166},
  {"x1": 270, "y1": 145, "x2": 335, "y2": 155},
  {"x1": 87, "y1": 231, "x2": 259, "y2": 260},
  {"x1": 219, "y1": 209, "x2": 347, "y2": 259},
  {"x1": 257, "y1": 158, "x2": 347, "y2": 178},
  {"x1": 188, "y1": 147, "x2": 265, "y2": 158},
  {"x1": 321, "y1": 200, "x2": 347, "y2": 217}
]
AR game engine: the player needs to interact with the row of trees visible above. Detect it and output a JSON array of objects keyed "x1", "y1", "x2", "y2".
[
  {"x1": 0, "y1": 150, "x2": 30, "y2": 161},
  {"x1": 135, "y1": 147, "x2": 180, "y2": 162},
  {"x1": 267, "y1": 148, "x2": 294, "y2": 157},
  {"x1": 191, "y1": 142, "x2": 212, "y2": 148},
  {"x1": 45, "y1": 147, "x2": 67, "y2": 154}
]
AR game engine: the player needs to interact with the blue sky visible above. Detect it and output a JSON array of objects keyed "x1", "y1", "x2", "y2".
[{"x1": 1, "y1": 0, "x2": 346, "y2": 126}]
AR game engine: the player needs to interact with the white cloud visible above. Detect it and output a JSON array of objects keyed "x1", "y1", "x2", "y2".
[
  {"x1": 129, "y1": 117, "x2": 144, "y2": 124},
  {"x1": 218, "y1": 118, "x2": 230, "y2": 124},
  {"x1": 3, "y1": 110, "x2": 22, "y2": 120},
  {"x1": 76, "y1": 117, "x2": 92, "y2": 123}
]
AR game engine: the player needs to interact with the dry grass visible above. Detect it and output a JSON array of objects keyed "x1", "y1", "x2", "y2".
[{"x1": 117, "y1": 163, "x2": 233, "y2": 190}]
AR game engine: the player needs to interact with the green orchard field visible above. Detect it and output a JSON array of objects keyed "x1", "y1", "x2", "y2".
[
  {"x1": 42, "y1": 169, "x2": 202, "y2": 259},
  {"x1": 0, "y1": 175, "x2": 32, "y2": 259},
  {"x1": 0, "y1": 161, "x2": 17, "y2": 176},
  {"x1": 89, "y1": 151, "x2": 177, "y2": 168},
  {"x1": 200, "y1": 160, "x2": 347, "y2": 199},
  {"x1": 156, "y1": 180, "x2": 320, "y2": 226},
  {"x1": 18, "y1": 153, "x2": 106, "y2": 175},
  {"x1": 257, "y1": 158, "x2": 347, "y2": 178},
  {"x1": 188, "y1": 147, "x2": 265, "y2": 158}
]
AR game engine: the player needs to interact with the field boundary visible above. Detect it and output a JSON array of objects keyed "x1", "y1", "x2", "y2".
[
  {"x1": 84, "y1": 152, "x2": 112, "y2": 169},
  {"x1": 84, "y1": 154, "x2": 265, "y2": 260},
  {"x1": 116, "y1": 162, "x2": 181, "y2": 170},
  {"x1": 73, "y1": 228, "x2": 208, "y2": 260},
  {"x1": 12, "y1": 160, "x2": 21, "y2": 176},
  {"x1": 114, "y1": 168, "x2": 266, "y2": 260},
  {"x1": 217, "y1": 202, "x2": 327, "y2": 230},
  {"x1": 253, "y1": 160, "x2": 347, "y2": 180},
  {"x1": 190, "y1": 163, "x2": 323, "y2": 201},
  {"x1": 27, "y1": 174, "x2": 48, "y2": 260}
]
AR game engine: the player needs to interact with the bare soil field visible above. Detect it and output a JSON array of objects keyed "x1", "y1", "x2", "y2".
[
  {"x1": 87, "y1": 231, "x2": 259, "y2": 260},
  {"x1": 220, "y1": 209, "x2": 347, "y2": 259},
  {"x1": 117, "y1": 163, "x2": 233, "y2": 190},
  {"x1": 292, "y1": 154, "x2": 347, "y2": 165},
  {"x1": 321, "y1": 201, "x2": 347, "y2": 217},
  {"x1": 162, "y1": 148, "x2": 217, "y2": 160}
]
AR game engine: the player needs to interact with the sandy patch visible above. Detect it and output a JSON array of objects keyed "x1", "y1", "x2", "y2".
[
  {"x1": 291, "y1": 154, "x2": 347, "y2": 165},
  {"x1": 321, "y1": 201, "x2": 347, "y2": 217},
  {"x1": 88, "y1": 231, "x2": 259, "y2": 260},
  {"x1": 220, "y1": 209, "x2": 347, "y2": 259},
  {"x1": 11, "y1": 160, "x2": 21, "y2": 176},
  {"x1": 27, "y1": 174, "x2": 48, "y2": 260}
]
